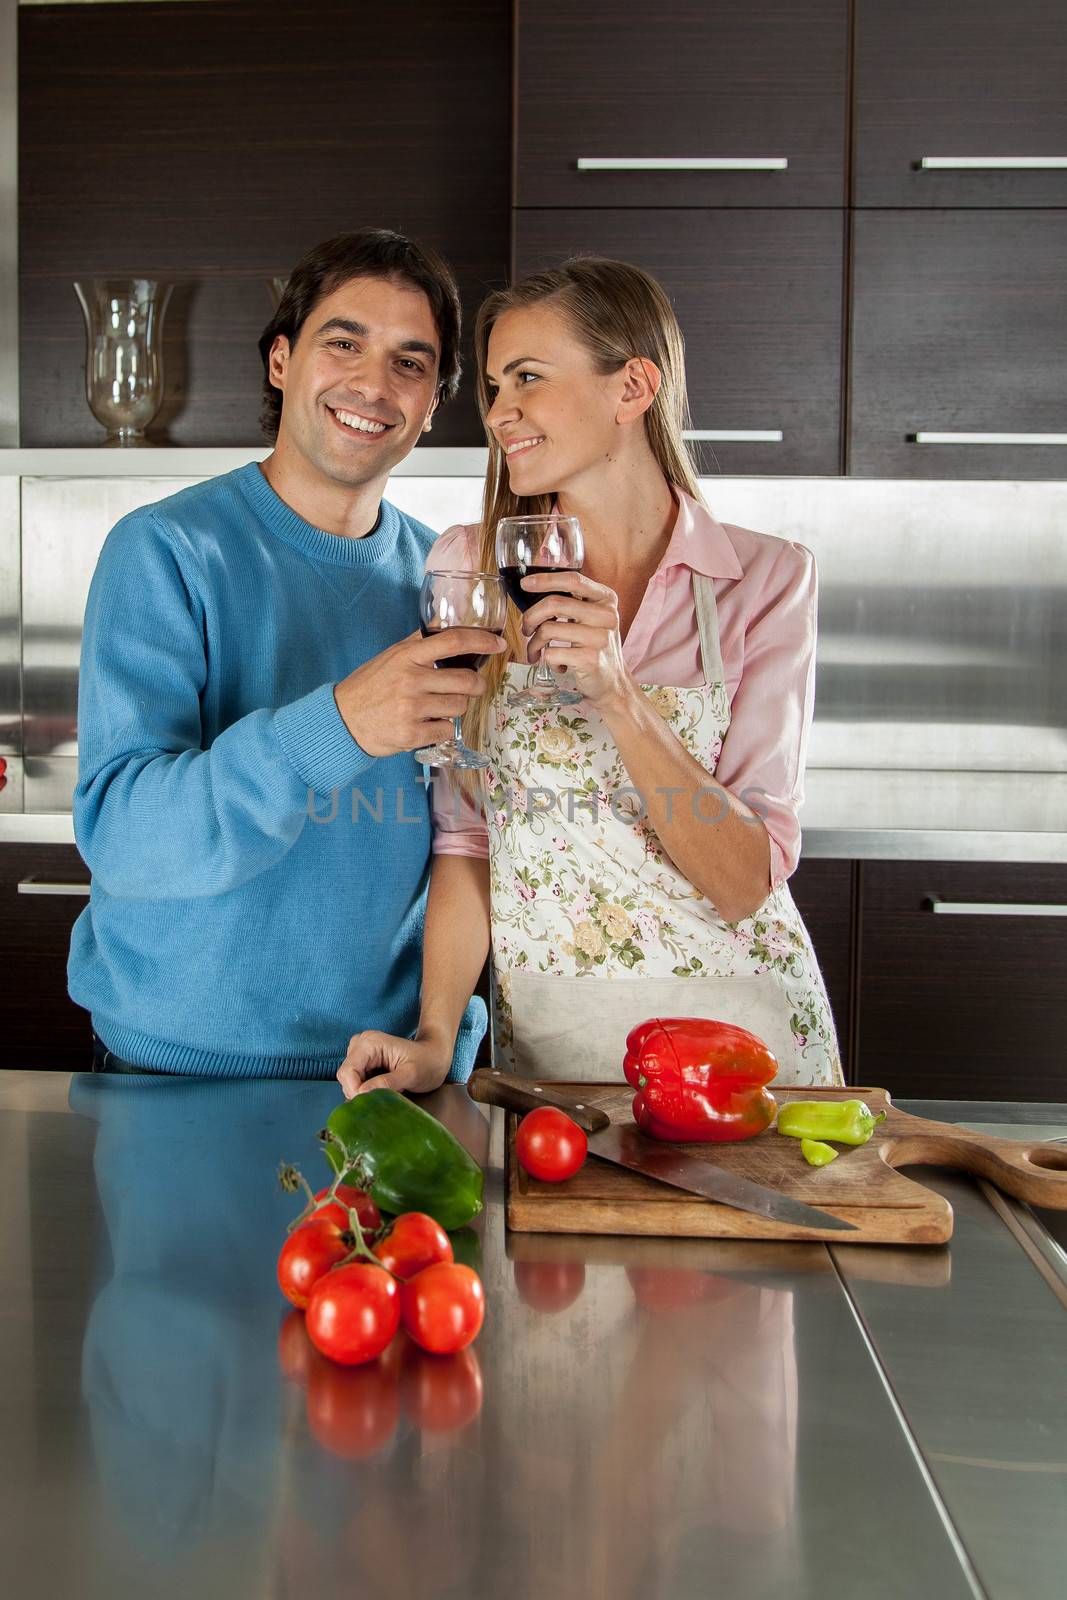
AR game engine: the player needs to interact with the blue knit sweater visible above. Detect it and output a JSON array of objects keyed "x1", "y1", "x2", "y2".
[{"x1": 68, "y1": 461, "x2": 485, "y2": 1077}]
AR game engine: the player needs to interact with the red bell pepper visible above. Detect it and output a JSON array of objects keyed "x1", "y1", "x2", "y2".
[{"x1": 623, "y1": 1017, "x2": 778, "y2": 1143}]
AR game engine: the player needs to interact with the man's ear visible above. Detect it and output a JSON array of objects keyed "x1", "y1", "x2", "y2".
[
  {"x1": 422, "y1": 387, "x2": 442, "y2": 434},
  {"x1": 617, "y1": 356, "x2": 661, "y2": 424},
  {"x1": 268, "y1": 334, "x2": 291, "y2": 391}
]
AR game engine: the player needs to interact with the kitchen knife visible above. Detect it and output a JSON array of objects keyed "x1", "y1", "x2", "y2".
[{"x1": 468, "y1": 1069, "x2": 858, "y2": 1233}]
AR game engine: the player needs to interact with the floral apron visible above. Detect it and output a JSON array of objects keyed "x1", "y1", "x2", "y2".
[{"x1": 482, "y1": 572, "x2": 842, "y2": 1087}]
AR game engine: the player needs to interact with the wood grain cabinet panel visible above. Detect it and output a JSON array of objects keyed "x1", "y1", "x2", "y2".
[
  {"x1": 853, "y1": 0, "x2": 1067, "y2": 208},
  {"x1": 1, "y1": 846, "x2": 93, "y2": 1071},
  {"x1": 856, "y1": 861, "x2": 1067, "y2": 1101},
  {"x1": 515, "y1": 209, "x2": 844, "y2": 476},
  {"x1": 516, "y1": 0, "x2": 849, "y2": 207},
  {"x1": 849, "y1": 211, "x2": 1067, "y2": 478},
  {"x1": 788, "y1": 858, "x2": 854, "y2": 1081},
  {"x1": 18, "y1": 0, "x2": 510, "y2": 447}
]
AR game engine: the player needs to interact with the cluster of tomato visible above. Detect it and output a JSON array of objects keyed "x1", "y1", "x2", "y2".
[{"x1": 277, "y1": 1183, "x2": 485, "y2": 1366}]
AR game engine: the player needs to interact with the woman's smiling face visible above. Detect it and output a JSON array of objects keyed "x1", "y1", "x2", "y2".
[{"x1": 484, "y1": 302, "x2": 624, "y2": 497}]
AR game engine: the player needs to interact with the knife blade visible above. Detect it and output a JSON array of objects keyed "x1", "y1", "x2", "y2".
[{"x1": 467, "y1": 1069, "x2": 858, "y2": 1233}]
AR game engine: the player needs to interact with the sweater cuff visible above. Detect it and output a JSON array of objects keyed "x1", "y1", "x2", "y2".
[{"x1": 273, "y1": 682, "x2": 376, "y2": 793}]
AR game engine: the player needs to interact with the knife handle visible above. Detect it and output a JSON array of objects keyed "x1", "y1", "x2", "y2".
[{"x1": 467, "y1": 1069, "x2": 612, "y2": 1134}]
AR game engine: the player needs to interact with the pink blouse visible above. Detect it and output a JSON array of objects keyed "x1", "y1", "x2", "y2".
[{"x1": 427, "y1": 490, "x2": 818, "y2": 892}]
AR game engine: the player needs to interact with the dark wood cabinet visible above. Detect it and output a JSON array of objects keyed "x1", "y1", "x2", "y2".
[
  {"x1": 789, "y1": 858, "x2": 855, "y2": 1081},
  {"x1": 18, "y1": 0, "x2": 510, "y2": 448},
  {"x1": 855, "y1": 860, "x2": 1067, "y2": 1101},
  {"x1": 516, "y1": 0, "x2": 849, "y2": 208},
  {"x1": 848, "y1": 211, "x2": 1067, "y2": 478},
  {"x1": 1, "y1": 845, "x2": 93, "y2": 1070},
  {"x1": 853, "y1": 0, "x2": 1067, "y2": 208},
  {"x1": 515, "y1": 209, "x2": 845, "y2": 475}
]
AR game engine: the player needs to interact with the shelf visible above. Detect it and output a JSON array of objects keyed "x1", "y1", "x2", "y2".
[{"x1": 0, "y1": 447, "x2": 490, "y2": 478}]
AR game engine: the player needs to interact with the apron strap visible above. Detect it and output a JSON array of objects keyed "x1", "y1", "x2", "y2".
[{"x1": 693, "y1": 572, "x2": 725, "y2": 684}]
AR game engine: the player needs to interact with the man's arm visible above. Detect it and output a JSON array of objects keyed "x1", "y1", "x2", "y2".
[{"x1": 76, "y1": 512, "x2": 503, "y2": 900}]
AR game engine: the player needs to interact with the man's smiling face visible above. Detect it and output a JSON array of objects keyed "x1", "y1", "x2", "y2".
[{"x1": 268, "y1": 274, "x2": 441, "y2": 489}]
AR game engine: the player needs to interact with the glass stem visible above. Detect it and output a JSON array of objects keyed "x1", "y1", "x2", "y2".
[{"x1": 453, "y1": 715, "x2": 464, "y2": 744}]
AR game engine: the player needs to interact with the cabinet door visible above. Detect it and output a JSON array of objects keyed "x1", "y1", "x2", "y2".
[
  {"x1": 854, "y1": 0, "x2": 1067, "y2": 207},
  {"x1": 788, "y1": 859, "x2": 854, "y2": 1081},
  {"x1": 0, "y1": 846, "x2": 92, "y2": 1071},
  {"x1": 515, "y1": 210, "x2": 844, "y2": 476},
  {"x1": 516, "y1": 0, "x2": 849, "y2": 207},
  {"x1": 18, "y1": 0, "x2": 510, "y2": 448},
  {"x1": 849, "y1": 212, "x2": 1067, "y2": 479},
  {"x1": 856, "y1": 861, "x2": 1067, "y2": 1101}
]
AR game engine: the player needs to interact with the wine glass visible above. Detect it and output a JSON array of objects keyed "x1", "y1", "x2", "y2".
[
  {"x1": 414, "y1": 571, "x2": 506, "y2": 770},
  {"x1": 495, "y1": 515, "x2": 585, "y2": 708}
]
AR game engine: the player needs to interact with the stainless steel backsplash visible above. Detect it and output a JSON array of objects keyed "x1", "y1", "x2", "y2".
[{"x1": 4, "y1": 473, "x2": 1066, "y2": 812}]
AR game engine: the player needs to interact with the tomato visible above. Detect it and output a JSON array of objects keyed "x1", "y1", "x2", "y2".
[
  {"x1": 515, "y1": 1106, "x2": 588, "y2": 1182},
  {"x1": 306, "y1": 1262, "x2": 400, "y2": 1366},
  {"x1": 278, "y1": 1309, "x2": 317, "y2": 1385},
  {"x1": 401, "y1": 1262, "x2": 485, "y2": 1355},
  {"x1": 278, "y1": 1218, "x2": 351, "y2": 1309},
  {"x1": 314, "y1": 1183, "x2": 381, "y2": 1237},
  {"x1": 513, "y1": 1258, "x2": 586, "y2": 1313},
  {"x1": 374, "y1": 1211, "x2": 453, "y2": 1281},
  {"x1": 306, "y1": 1352, "x2": 401, "y2": 1459},
  {"x1": 401, "y1": 1341, "x2": 484, "y2": 1433}
]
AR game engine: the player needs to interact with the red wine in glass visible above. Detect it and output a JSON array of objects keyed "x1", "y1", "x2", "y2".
[
  {"x1": 499, "y1": 566, "x2": 582, "y2": 616},
  {"x1": 414, "y1": 570, "x2": 507, "y2": 770},
  {"x1": 495, "y1": 515, "x2": 585, "y2": 707},
  {"x1": 420, "y1": 619, "x2": 504, "y2": 673}
]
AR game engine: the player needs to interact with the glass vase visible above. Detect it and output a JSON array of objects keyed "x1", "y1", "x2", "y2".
[{"x1": 73, "y1": 278, "x2": 172, "y2": 446}]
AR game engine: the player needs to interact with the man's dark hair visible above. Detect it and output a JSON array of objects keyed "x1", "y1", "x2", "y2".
[{"x1": 257, "y1": 229, "x2": 462, "y2": 441}]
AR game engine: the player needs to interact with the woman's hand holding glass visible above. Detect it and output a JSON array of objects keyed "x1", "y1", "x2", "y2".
[
  {"x1": 495, "y1": 514, "x2": 585, "y2": 707},
  {"x1": 520, "y1": 570, "x2": 633, "y2": 712}
]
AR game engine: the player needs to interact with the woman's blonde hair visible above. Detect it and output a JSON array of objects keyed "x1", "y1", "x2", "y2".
[{"x1": 459, "y1": 255, "x2": 701, "y2": 783}]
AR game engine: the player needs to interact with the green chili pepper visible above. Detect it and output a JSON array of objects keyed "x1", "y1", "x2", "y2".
[
  {"x1": 323, "y1": 1089, "x2": 484, "y2": 1232},
  {"x1": 800, "y1": 1138, "x2": 839, "y2": 1167},
  {"x1": 777, "y1": 1099, "x2": 887, "y2": 1147}
]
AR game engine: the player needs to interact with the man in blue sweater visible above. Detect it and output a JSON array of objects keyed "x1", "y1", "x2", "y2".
[{"x1": 69, "y1": 229, "x2": 502, "y2": 1079}]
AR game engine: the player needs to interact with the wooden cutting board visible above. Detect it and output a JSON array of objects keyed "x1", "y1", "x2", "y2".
[{"x1": 500, "y1": 1084, "x2": 1067, "y2": 1245}]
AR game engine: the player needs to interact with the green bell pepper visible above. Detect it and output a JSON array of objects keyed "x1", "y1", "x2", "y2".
[
  {"x1": 323, "y1": 1088, "x2": 484, "y2": 1231},
  {"x1": 800, "y1": 1138, "x2": 839, "y2": 1167},
  {"x1": 777, "y1": 1099, "x2": 887, "y2": 1147}
]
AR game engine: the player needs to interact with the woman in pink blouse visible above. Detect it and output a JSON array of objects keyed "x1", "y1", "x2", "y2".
[{"x1": 338, "y1": 257, "x2": 840, "y2": 1094}]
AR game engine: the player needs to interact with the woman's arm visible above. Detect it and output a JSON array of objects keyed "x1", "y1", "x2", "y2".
[
  {"x1": 337, "y1": 853, "x2": 491, "y2": 1096},
  {"x1": 521, "y1": 563, "x2": 807, "y2": 924},
  {"x1": 599, "y1": 687, "x2": 771, "y2": 923}
]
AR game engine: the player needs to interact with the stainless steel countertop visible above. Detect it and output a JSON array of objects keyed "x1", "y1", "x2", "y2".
[
  {"x1": 3, "y1": 766, "x2": 1067, "y2": 860},
  {"x1": 2, "y1": 1071, "x2": 1066, "y2": 1598}
]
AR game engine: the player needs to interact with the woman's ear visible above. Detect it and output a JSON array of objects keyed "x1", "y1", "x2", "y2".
[{"x1": 616, "y1": 356, "x2": 662, "y2": 424}]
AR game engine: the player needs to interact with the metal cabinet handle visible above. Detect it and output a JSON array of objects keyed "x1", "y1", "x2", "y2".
[
  {"x1": 913, "y1": 432, "x2": 1067, "y2": 446},
  {"x1": 920, "y1": 156, "x2": 1067, "y2": 170},
  {"x1": 927, "y1": 899, "x2": 1067, "y2": 917},
  {"x1": 17, "y1": 878, "x2": 91, "y2": 896},
  {"x1": 576, "y1": 156, "x2": 788, "y2": 172},
  {"x1": 683, "y1": 429, "x2": 784, "y2": 443}
]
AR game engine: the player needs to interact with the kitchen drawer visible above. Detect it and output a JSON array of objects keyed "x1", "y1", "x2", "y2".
[
  {"x1": 789, "y1": 858, "x2": 854, "y2": 1081},
  {"x1": 855, "y1": 861, "x2": 1067, "y2": 1101},
  {"x1": 853, "y1": 0, "x2": 1067, "y2": 208},
  {"x1": 849, "y1": 211, "x2": 1067, "y2": 478},
  {"x1": 515, "y1": 209, "x2": 845, "y2": 476},
  {"x1": 0, "y1": 844, "x2": 92, "y2": 1071},
  {"x1": 516, "y1": 0, "x2": 849, "y2": 207}
]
